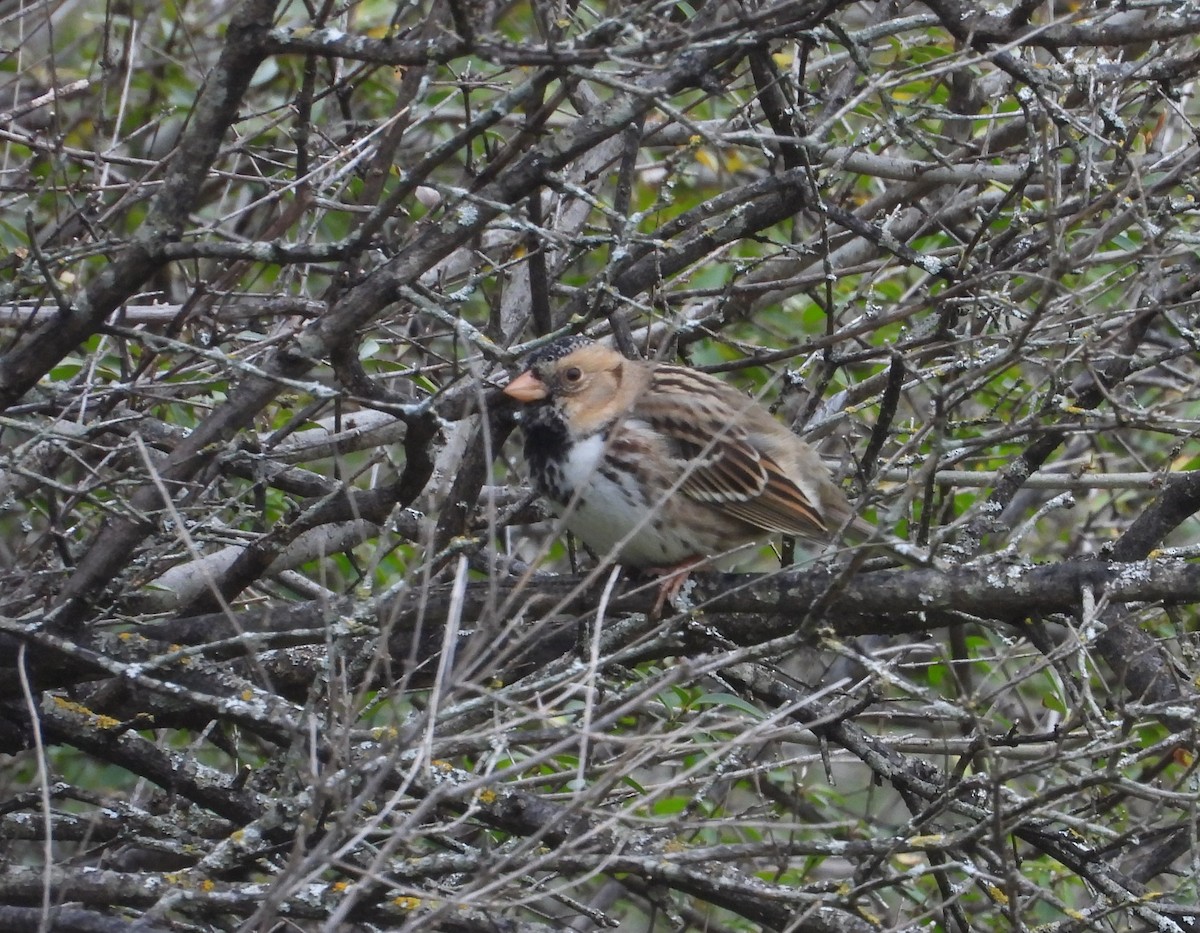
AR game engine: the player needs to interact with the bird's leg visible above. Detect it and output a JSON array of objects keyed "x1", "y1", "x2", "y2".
[{"x1": 646, "y1": 556, "x2": 706, "y2": 616}]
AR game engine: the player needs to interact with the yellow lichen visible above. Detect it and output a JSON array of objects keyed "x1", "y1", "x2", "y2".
[
  {"x1": 51, "y1": 696, "x2": 121, "y2": 730},
  {"x1": 983, "y1": 883, "x2": 1008, "y2": 904}
]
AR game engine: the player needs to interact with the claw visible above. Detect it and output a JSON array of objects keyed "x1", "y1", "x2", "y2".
[{"x1": 647, "y1": 557, "x2": 704, "y2": 616}]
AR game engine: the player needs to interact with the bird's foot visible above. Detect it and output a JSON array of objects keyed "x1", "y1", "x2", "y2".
[{"x1": 646, "y1": 557, "x2": 706, "y2": 616}]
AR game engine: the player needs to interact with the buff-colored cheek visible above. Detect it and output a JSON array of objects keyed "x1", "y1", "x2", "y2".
[{"x1": 564, "y1": 389, "x2": 613, "y2": 435}]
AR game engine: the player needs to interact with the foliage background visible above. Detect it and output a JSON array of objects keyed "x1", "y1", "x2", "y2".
[{"x1": 1, "y1": 0, "x2": 1199, "y2": 930}]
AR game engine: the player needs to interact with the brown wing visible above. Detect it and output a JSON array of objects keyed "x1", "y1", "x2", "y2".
[{"x1": 637, "y1": 366, "x2": 829, "y2": 538}]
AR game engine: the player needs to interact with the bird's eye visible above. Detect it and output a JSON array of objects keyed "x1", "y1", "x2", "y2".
[{"x1": 564, "y1": 366, "x2": 583, "y2": 382}]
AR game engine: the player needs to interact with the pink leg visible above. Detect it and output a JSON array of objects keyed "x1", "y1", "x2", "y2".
[{"x1": 647, "y1": 557, "x2": 705, "y2": 616}]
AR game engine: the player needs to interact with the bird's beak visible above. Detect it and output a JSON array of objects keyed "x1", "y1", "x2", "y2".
[{"x1": 503, "y1": 370, "x2": 548, "y2": 403}]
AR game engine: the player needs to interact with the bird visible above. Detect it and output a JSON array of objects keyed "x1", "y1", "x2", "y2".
[{"x1": 503, "y1": 335, "x2": 886, "y2": 608}]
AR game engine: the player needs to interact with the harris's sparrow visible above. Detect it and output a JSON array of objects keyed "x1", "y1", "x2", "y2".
[{"x1": 504, "y1": 336, "x2": 881, "y2": 595}]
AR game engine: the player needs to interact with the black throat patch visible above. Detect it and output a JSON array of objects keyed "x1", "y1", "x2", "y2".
[{"x1": 522, "y1": 404, "x2": 573, "y2": 503}]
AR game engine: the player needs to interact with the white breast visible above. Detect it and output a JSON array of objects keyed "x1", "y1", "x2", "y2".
[
  {"x1": 551, "y1": 432, "x2": 697, "y2": 567},
  {"x1": 557, "y1": 433, "x2": 607, "y2": 493}
]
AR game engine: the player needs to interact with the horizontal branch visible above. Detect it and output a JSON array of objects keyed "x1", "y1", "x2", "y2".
[
  {"x1": 683, "y1": 556, "x2": 1200, "y2": 626},
  {"x1": 137, "y1": 555, "x2": 1200, "y2": 653},
  {"x1": 6, "y1": 557, "x2": 1192, "y2": 705}
]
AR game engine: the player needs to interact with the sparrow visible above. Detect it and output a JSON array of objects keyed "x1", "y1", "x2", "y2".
[{"x1": 504, "y1": 336, "x2": 883, "y2": 604}]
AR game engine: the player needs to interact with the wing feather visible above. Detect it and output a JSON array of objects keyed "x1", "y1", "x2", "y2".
[{"x1": 637, "y1": 366, "x2": 828, "y2": 538}]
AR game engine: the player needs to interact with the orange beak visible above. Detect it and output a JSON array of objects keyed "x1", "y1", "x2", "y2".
[{"x1": 503, "y1": 370, "x2": 549, "y2": 403}]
